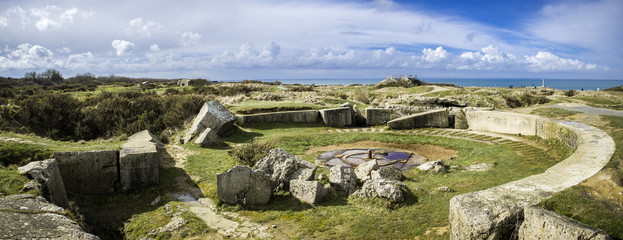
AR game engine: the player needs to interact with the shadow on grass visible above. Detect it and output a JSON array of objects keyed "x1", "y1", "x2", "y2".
[{"x1": 70, "y1": 148, "x2": 204, "y2": 240}]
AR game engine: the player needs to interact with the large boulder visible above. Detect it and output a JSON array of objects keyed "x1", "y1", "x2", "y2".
[
  {"x1": 119, "y1": 130, "x2": 160, "y2": 192},
  {"x1": 18, "y1": 159, "x2": 69, "y2": 209},
  {"x1": 371, "y1": 166, "x2": 404, "y2": 181},
  {"x1": 353, "y1": 179, "x2": 406, "y2": 203},
  {"x1": 254, "y1": 148, "x2": 316, "y2": 192},
  {"x1": 329, "y1": 165, "x2": 358, "y2": 195},
  {"x1": 217, "y1": 166, "x2": 272, "y2": 205},
  {"x1": 518, "y1": 207, "x2": 611, "y2": 240},
  {"x1": 0, "y1": 194, "x2": 100, "y2": 240},
  {"x1": 194, "y1": 128, "x2": 222, "y2": 147},
  {"x1": 184, "y1": 100, "x2": 237, "y2": 144},
  {"x1": 354, "y1": 160, "x2": 379, "y2": 182},
  {"x1": 289, "y1": 180, "x2": 326, "y2": 204},
  {"x1": 54, "y1": 150, "x2": 118, "y2": 194}
]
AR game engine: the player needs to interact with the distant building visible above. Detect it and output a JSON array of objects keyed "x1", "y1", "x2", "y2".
[{"x1": 177, "y1": 79, "x2": 191, "y2": 87}]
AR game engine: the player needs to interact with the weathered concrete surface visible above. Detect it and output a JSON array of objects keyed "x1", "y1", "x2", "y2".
[
  {"x1": 466, "y1": 111, "x2": 539, "y2": 136},
  {"x1": 353, "y1": 179, "x2": 406, "y2": 203},
  {"x1": 319, "y1": 107, "x2": 352, "y2": 127},
  {"x1": 518, "y1": 207, "x2": 611, "y2": 240},
  {"x1": 371, "y1": 166, "x2": 404, "y2": 181},
  {"x1": 184, "y1": 100, "x2": 237, "y2": 143},
  {"x1": 387, "y1": 109, "x2": 449, "y2": 129},
  {"x1": 354, "y1": 160, "x2": 379, "y2": 182},
  {"x1": 54, "y1": 150, "x2": 118, "y2": 194},
  {"x1": 0, "y1": 194, "x2": 99, "y2": 240},
  {"x1": 237, "y1": 110, "x2": 320, "y2": 126},
  {"x1": 18, "y1": 159, "x2": 70, "y2": 209},
  {"x1": 120, "y1": 130, "x2": 160, "y2": 192},
  {"x1": 289, "y1": 180, "x2": 326, "y2": 204},
  {"x1": 194, "y1": 127, "x2": 222, "y2": 147},
  {"x1": 451, "y1": 107, "x2": 469, "y2": 129},
  {"x1": 217, "y1": 166, "x2": 272, "y2": 205},
  {"x1": 365, "y1": 108, "x2": 392, "y2": 126},
  {"x1": 254, "y1": 148, "x2": 316, "y2": 192},
  {"x1": 329, "y1": 165, "x2": 358, "y2": 195},
  {"x1": 449, "y1": 114, "x2": 615, "y2": 240}
]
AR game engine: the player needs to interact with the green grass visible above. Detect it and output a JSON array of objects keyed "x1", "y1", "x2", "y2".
[
  {"x1": 123, "y1": 202, "x2": 213, "y2": 240},
  {"x1": 575, "y1": 96, "x2": 623, "y2": 110},
  {"x1": 530, "y1": 107, "x2": 580, "y2": 118},
  {"x1": 540, "y1": 115, "x2": 623, "y2": 240},
  {"x1": 182, "y1": 124, "x2": 571, "y2": 239}
]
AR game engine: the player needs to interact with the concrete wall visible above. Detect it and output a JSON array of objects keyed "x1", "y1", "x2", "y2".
[
  {"x1": 449, "y1": 111, "x2": 614, "y2": 239},
  {"x1": 237, "y1": 110, "x2": 321, "y2": 126},
  {"x1": 319, "y1": 107, "x2": 352, "y2": 127},
  {"x1": 18, "y1": 159, "x2": 70, "y2": 209},
  {"x1": 55, "y1": 150, "x2": 118, "y2": 194},
  {"x1": 365, "y1": 108, "x2": 392, "y2": 126},
  {"x1": 119, "y1": 130, "x2": 160, "y2": 192},
  {"x1": 387, "y1": 109, "x2": 448, "y2": 129}
]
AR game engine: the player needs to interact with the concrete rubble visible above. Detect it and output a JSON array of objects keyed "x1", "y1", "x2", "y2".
[
  {"x1": 254, "y1": 147, "x2": 316, "y2": 192},
  {"x1": 184, "y1": 100, "x2": 237, "y2": 144},
  {"x1": 18, "y1": 159, "x2": 70, "y2": 209},
  {"x1": 289, "y1": 180, "x2": 327, "y2": 204},
  {"x1": 120, "y1": 130, "x2": 161, "y2": 192},
  {"x1": 354, "y1": 160, "x2": 379, "y2": 182},
  {"x1": 371, "y1": 166, "x2": 404, "y2": 181},
  {"x1": 353, "y1": 179, "x2": 406, "y2": 203},
  {"x1": 216, "y1": 166, "x2": 272, "y2": 205},
  {"x1": 329, "y1": 165, "x2": 358, "y2": 195}
]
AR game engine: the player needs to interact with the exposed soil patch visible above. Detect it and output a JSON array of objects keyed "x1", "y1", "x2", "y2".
[{"x1": 305, "y1": 141, "x2": 459, "y2": 161}]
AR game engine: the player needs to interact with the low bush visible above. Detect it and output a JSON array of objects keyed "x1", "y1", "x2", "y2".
[
  {"x1": 605, "y1": 85, "x2": 623, "y2": 92},
  {"x1": 0, "y1": 142, "x2": 53, "y2": 167},
  {"x1": 228, "y1": 138, "x2": 277, "y2": 166},
  {"x1": 563, "y1": 89, "x2": 578, "y2": 97}
]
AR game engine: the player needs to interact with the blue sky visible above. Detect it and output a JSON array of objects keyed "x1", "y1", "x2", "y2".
[{"x1": 0, "y1": 0, "x2": 621, "y2": 80}]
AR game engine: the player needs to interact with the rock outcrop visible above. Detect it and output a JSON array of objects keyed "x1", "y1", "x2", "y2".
[
  {"x1": 217, "y1": 166, "x2": 272, "y2": 205},
  {"x1": 119, "y1": 130, "x2": 160, "y2": 192},
  {"x1": 353, "y1": 179, "x2": 406, "y2": 203},
  {"x1": 0, "y1": 194, "x2": 99, "y2": 240},
  {"x1": 329, "y1": 165, "x2": 358, "y2": 195},
  {"x1": 289, "y1": 180, "x2": 326, "y2": 204},
  {"x1": 18, "y1": 159, "x2": 70, "y2": 209},
  {"x1": 54, "y1": 150, "x2": 118, "y2": 194},
  {"x1": 518, "y1": 207, "x2": 611, "y2": 240},
  {"x1": 254, "y1": 148, "x2": 316, "y2": 192},
  {"x1": 184, "y1": 100, "x2": 237, "y2": 144}
]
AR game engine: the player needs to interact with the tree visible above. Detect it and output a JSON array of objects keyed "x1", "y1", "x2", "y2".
[{"x1": 40, "y1": 69, "x2": 63, "y2": 84}]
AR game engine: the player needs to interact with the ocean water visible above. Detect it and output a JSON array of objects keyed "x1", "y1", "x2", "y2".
[{"x1": 259, "y1": 78, "x2": 623, "y2": 91}]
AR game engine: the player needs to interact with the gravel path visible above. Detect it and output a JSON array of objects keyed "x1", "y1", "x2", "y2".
[{"x1": 551, "y1": 103, "x2": 623, "y2": 117}]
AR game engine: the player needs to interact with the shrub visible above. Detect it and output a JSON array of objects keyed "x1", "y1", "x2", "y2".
[
  {"x1": 228, "y1": 138, "x2": 277, "y2": 166},
  {"x1": 0, "y1": 142, "x2": 53, "y2": 167},
  {"x1": 563, "y1": 89, "x2": 578, "y2": 97},
  {"x1": 605, "y1": 85, "x2": 623, "y2": 92},
  {"x1": 288, "y1": 85, "x2": 315, "y2": 92}
]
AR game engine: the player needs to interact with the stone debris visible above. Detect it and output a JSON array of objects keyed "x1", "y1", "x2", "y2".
[
  {"x1": 464, "y1": 162, "x2": 494, "y2": 172},
  {"x1": 184, "y1": 100, "x2": 237, "y2": 144},
  {"x1": 120, "y1": 130, "x2": 160, "y2": 192},
  {"x1": 0, "y1": 194, "x2": 99, "y2": 240},
  {"x1": 18, "y1": 159, "x2": 70, "y2": 209},
  {"x1": 354, "y1": 160, "x2": 379, "y2": 182},
  {"x1": 329, "y1": 165, "x2": 358, "y2": 195},
  {"x1": 518, "y1": 207, "x2": 611, "y2": 240},
  {"x1": 289, "y1": 180, "x2": 326, "y2": 204},
  {"x1": 437, "y1": 186, "x2": 454, "y2": 192},
  {"x1": 254, "y1": 148, "x2": 316, "y2": 192},
  {"x1": 353, "y1": 179, "x2": 407, "y2": 203},
  {"x1": 371, "y1": 166, "x2": 404, "y2": 181},
  {"x1": 194, "y1": 127, "x2": 222, "y2": 147},
  {"x1": 417, "y1": 160, "x2": 447, "y2": 173},
  {"x1": 217, "y1": 166, "x2": 272, "y2": 205}
]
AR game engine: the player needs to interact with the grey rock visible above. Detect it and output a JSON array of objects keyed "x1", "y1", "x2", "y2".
[
  {"x1": 437, "y1": 186, "x2": 454, "y2": 192},
  {"x1": 329, "y1": 165, "x2": 358, "y2": 195},
  {"x1": 254, "y1": 148, "x2": 316, "y2": 192},
  {"x1": 54, "y1": 150, "x2": 118, "y2": 194},
  {"x1": 432, "y1": 164, "x2": 447, "y2": 173},
  {"x1": 194, "y1": 127, "x2": 222, "y2": 147},
  {"x1": 417, "y1": 160, "x2": 445, "y2": 171},
  {"x1": 352, "y1": 104, "x2": 367, "y2": 126},
  {"x1": 18, "y1": 159, "x2": 70, "y2": 209},
  {"x1": 120, "y1": 130, "x2": 160, "y2": 192},
  {"x1": 217, "y1": 166, "x2": 272, "y2": 205},
  {"x1": 147, "y1": 216, "x2": 187, "y2": 237},
  {"x1": 464, "y1": 163, "x2": 494, "y2": 172},
  {"x1": 319, "y1": 107, "x2": 352, "y2": 127},
  {"x1": 0, "y1": 194, "x2": 99, "y2": 240},
  {"x1": 184, "y1": 100, "x2": 237, "y2": 143},
  {"x1": 353, "y1": 179, "x2": 406, "y2": 203},
  {"x1": 354, "y1": 160, "x2": 379, "y2": 182},
  {"x1": 371, "y1": 166, "x2": 404, "y2": 181},
  {"x1": 289, "y1": 180, "x2": 326, "y2": 204},
  {"x1": 518, "y1": 207, "x2": 611, "y2": 240}
]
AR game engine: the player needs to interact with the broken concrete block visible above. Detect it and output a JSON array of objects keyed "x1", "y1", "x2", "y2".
[
  {"x1": 387, "y1": 109, "x2": 449, "y2": 129},
  {"x1": 184, "y1": 100, "x2": 237, "y2": 143},
  {"x1": 120, "y1": 130, "x2": 160, "y2": 192},
  {"x1": 254, "y1": 148, "x2": 316, "y2": 192},
  {"x1": 289, "y1": 180, "x2": 326, "y2": 204},
  {"x1": 18, "y1": 159, "x2": 69, "y2": 209},
  {"x1": 54, "y1": 150, "x2": 118, "y2": 194},
  {"x1": 354, "y1": 160, "x2": 379, "y2": 182},
  {"x1": 329, "y1": 165, "x2": 358, "y2": 195},
  {"x1": 194, "y1": 128, "x2": 222, "y2": 147},
  {"x1": 353, "y1": 179, "x2": 406, "y2": 203},
  {"x1": 217, "y1": 166, "x2": 272, "y2": 205}
]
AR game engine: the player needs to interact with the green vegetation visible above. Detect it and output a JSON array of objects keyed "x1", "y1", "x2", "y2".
[
  {"x1": 530, "y1": 107, "x2": 580, "y2": 118},
  {"x1": 226, "y1": 100, "x2": 325, "y2": 114},
  {"x1": 563, "y1": 89, "x2": 578, "y2": 97},
  {"x1": 123, "y1": 202, "x2": 213, "y2": 240},
  {"x1": 228, "y1": 138, "x2": 277, "y2": 166}
]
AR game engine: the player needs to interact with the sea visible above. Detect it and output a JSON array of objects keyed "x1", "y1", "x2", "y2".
[{"x1": 247, "y1": 78, "x2": 623, "y2": 91}]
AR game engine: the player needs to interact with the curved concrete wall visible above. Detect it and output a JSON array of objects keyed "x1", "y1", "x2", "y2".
[
  {"x1": 450, "y1": 111, "x2": 615, "y2": 239},
  {"x1": 237, "y1": 110, "x2": 321, "y2": 126}
]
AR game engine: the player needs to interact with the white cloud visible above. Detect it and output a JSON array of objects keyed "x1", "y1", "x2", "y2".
[
  {"x1": 0, "y1": 17, "x2": 7, "y2": 28},
  {"x1": 180, "y1": 32, "x2": 201, "y2": 46},
  {"x1": 65, "y1": 52, "x2": 94, "y2": 69},
  {"x1": 0, "y1": 43, "x2": 54, "y2": 70},
  {"x1": 421, "y1": 47, "x2": 451, "y2": 63},
  {"x1": 111, "y1": 40, "x2": 135, "y2": 56},
  {"x1": 125, "y1": 18, "x2": 162, "y2": 37},
  {"x1": 524, "y1": 51, "x2": 604, "y2": 72},
  {"x1": 150, "y1": 44, "x2": 160, "y2": 52},
  {"x1": 29, "y1": 6, "x2": 91, "y2": 31}
]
